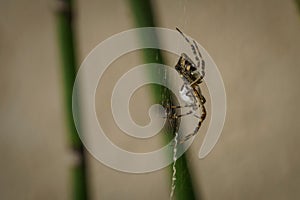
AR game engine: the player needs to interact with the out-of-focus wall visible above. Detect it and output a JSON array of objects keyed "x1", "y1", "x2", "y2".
[
  {"x1": 1, "y1": 0, "x2": 300, "y2": 200},
  {"x1": 0, "y1": 0, "x2": 70, "y2": 199}
]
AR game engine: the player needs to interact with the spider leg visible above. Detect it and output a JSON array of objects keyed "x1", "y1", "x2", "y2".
[
  {"x1": 193, "y1": 85, "x2": 206, "y2": 105},
  {"x1": 190, "y1": 76, "x2": 201, "y2": 86},
  {"x1": 193, "y1": 114, "x2": 200, "y2": 119},
  {"x1": 176, "y1": 110, "x2": 193, "y2": 118},
  {"x1": 193, "y1": 40, "x2": 205, "y2": 77},
  {"x1": 162, "y1": 104, "x2": 196, "y2": 119},
  {"x1": 176, "y1": 27, "x2": 200, "y2": 69},
  {"x1": 179, "y1": 104, "x2": 207, "y2": 143},
  {"x1": 192, "y1": 40, "x2": 203, "y2": 59},
  {"x1": 199, "y1": 93, "x2": 206, "y2": 105},
  {"x1": 167, "y1": 109, "x2": 194, "y2": 119},
  {"x1": 170, "y1": 104, "x2": 194, "y2": 109}
]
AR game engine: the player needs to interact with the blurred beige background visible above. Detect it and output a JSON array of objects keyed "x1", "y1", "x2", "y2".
[{"x1": 1, "y1": 0, "x2": 300, "y2": 199}]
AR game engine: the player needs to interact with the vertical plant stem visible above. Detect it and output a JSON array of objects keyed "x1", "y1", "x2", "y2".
[
  {"x1": 56, "y1": 0, "x2": 89, "y2": 199},
  {"x1": 128, "y1": 1, "x2": 197, "y2": 199},
  {"x1": 295, "y1": 0, "x2": 300, "y2": 12}
]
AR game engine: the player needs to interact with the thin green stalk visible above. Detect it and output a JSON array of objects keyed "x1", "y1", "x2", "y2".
[
  {"x1": 56, "y1": 0, "x2": 89, "y2": 199},
  {"x1": 128, "y1": 1, "x2": 197, "y2": 199},
  {"x1": 296, "y1": 0, "x2": 300, "y2": 12}
]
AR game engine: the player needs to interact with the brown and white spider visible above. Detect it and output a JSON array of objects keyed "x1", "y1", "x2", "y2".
[{"x1": 168, "y1": 28, "x2": 207, "y2": 143}]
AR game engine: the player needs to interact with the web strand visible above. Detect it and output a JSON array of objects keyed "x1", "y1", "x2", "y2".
[{"x1": 170, "y1": 132, "x2": 178, "y2": 199}]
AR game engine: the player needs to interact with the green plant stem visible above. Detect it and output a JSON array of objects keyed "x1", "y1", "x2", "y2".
[
  {"x1": 56, "y1": 0, "x2": 89, "y2": 199},
  {"x1": 128, "y1": 1, "x2": 197, "y2": 199},
  {"x1": 295, "y1": 0, "x2": 300, "y2": 12}
]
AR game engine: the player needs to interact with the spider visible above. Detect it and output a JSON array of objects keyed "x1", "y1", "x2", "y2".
[{"x1": 167, "y1": 28, "x2": 207, "y2": 143}]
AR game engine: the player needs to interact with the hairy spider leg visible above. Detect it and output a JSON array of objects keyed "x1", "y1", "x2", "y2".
[
  {"x1": 177, "y1": 110, "x2": 193, "y2": 118},
  {"x1": 180, "y1": 104, "x2": 206, "y2": 143},
  {"x1": 170, "y1": 104, "x2": 195, "y2": 109},
  {"x1": 168, "y1": 105, "x2": 196, "y2": 119},
  {"x1": 193, "y1": 40, "x2": 205, "y2": 78},
  {"x1": 176, "y1": 27, "x2": 200, "y2": 69},
  {"x1": 163, "y1": 102, "x2": 195, "y2": 119}
]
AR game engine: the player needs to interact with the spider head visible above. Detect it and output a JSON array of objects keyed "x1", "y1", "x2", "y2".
[
  {"x1": 175, "y1": 56, "x2": 196, "y2": 72},
  {"x1": 175, "y1": 55, "x2": 201, "y2": 84}
]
